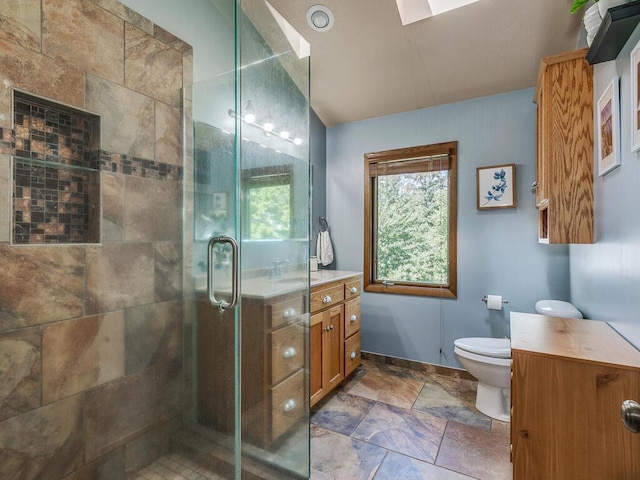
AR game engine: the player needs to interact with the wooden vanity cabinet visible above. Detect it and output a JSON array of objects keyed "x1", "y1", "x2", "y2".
[
  {"x1": 310, "y1": 274, "x2": 362, "y2": 406},
  {"x1": 197, "y1": 290, "x2": 306, "y2": 447},
  {"x1": 510, "y1": 313, "x2": 640, "y2": 479},
  {"x1": 534, "y1": 48, "x2": 594, "y2": 244}
]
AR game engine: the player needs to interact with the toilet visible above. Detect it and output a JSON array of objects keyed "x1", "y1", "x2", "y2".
[{"x1": 454, "y1": 299, "x2": 583, "y2": 422}]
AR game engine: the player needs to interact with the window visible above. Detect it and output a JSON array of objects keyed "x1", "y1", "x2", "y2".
[
  {"x1": 364, "y1": 141, "x2": 457, "y2": 298},
  {"x1": 242, "y1": 165, "x2": 293, "y2": 240}
]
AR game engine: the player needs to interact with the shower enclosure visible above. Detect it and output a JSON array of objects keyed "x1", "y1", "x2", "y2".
[{"x1": 180, "y1": 1, "x2": 311, "y2": 478}]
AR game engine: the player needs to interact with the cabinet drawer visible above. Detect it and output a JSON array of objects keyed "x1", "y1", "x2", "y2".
[
  {"x1": 270, "y1": 296, "x2": 304, "y2": 330},
  {"x1": 344, "y1": 297, "x2": 361, "y2": 338},
  {"x1": 271, "y1": 369, "x2": 305, "y2": 440},
  {"x1": 344, "y1": 278, "x2": 361, "y2": 300},
  {"x1": 271, "y1": 322, "x2": 304, "y2": 385},
  {"x1": 310, "y1": 284, "x2": 344, "y2": 313},
  {"x1": 344, "y1": 332, "x2": 361, "y2": 377}
]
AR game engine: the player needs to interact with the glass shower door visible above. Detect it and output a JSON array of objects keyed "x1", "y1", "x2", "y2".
[{"x1": 184, "y1": 1, "x2": 310, "y2": 479}]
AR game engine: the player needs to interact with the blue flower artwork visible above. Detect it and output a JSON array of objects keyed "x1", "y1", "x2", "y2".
[
  {"x1": 484, "y1": 168, "x2": 508, "y2": 205},
  {"x1": 477, "y1": 164, "x2": 516, "y2": 210}
]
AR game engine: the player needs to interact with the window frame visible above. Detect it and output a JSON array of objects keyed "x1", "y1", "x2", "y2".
[{"x1": 363, "y1": 141, "x2": 458, "y2": 298}]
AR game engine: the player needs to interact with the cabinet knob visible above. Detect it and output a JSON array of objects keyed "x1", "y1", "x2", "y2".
[
  {"x1": 282, "y1": 347, "x2": 297, "y2": 358},
  {"x1": 322, "y1": 295, "x2": 332, "y2": 303},
  {"x1": 531, "y1": 181, "x2": 538, "y2": 188},
  {"x1": 621, "y1": 400, "x2": 640, "y2": 433},
  {"x1": 283, "y1": 308, "x2": 296, "y2": 318},
  {"x1": 350, "y1": 314, "x2": 358, "y2": 322},
  {"x1": 324, "y1": 325, "x2": 334, "y2": 332},
  {"x1": 283, "y1": 399, "x2": 297, "y2": 413},
  {"x1": 349, "y1": 286, "x2": 358, "y2": 294},
  {"x1": 350, "y1": 350, "x2": 358, "y2": 359}
]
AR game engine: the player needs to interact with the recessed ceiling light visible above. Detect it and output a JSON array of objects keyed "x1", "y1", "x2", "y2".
[{"x1": 307, "y1": 5, "x2": 334, "y2": 32}]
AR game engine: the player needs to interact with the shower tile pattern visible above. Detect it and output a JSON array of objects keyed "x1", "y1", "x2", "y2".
[{"x1": 0, "y1": 1, "x2": 191, "y2": 478}]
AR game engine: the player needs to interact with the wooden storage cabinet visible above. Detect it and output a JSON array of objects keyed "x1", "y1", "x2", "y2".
[
  {"x1": 310, "y1": 274, "x2": 362, "y2": 406},
  {"x1": 534, "y1": 48, "x2": 594, "y2": 244},
  {"x1": 197, "y1": 291, "x2": 306, "y2": 447},
  {"x1": 510, "y1": 313, "x2": 640, "y2": 479}
]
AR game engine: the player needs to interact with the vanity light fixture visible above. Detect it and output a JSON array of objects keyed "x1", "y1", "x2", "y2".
[
  {"x1": 306, "y1": 5, "x2": 334, "y2": 32},
  {"x1": 227, "y1": 108, "x2": 303, "y2": 146}
]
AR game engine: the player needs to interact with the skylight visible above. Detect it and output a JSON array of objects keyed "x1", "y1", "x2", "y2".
[{"x1": 396, "y1": 0, "x2": 480, "y2": 25}]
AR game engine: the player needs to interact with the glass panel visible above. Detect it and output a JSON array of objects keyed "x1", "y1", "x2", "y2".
[
  {"x1": 375, "y1": 169, "x2": 449, "y2": 285},
  {"x1": 238, "y1": 1, "x2": 310, "y2": 479}
]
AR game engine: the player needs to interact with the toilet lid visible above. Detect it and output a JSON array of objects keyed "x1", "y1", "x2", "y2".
[{"x1": 454, "y1": 337, "x2": 511, "y2": 358}]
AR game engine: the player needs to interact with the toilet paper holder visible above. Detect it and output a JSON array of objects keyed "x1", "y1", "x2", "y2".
[{"x1": 482, "y1": 295, "x2": 508, "y2": 304}]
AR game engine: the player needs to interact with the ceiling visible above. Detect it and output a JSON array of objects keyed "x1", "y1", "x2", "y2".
[{"x1": 266, "y1": 0, "x2": 583, "y2": 126}]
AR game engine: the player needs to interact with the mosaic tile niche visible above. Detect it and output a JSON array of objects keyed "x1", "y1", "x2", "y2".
[{"x1": 12, "y1": 91, "x2": 101, "y2": 244}]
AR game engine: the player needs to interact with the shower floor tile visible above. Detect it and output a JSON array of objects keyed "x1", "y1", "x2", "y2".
[{"x1": 133, "y1": 453, "x2": 225, "y2": 480}]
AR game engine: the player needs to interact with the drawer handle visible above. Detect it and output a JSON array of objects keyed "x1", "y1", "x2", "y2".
[
  {"x1": 350, "y1": 314, "x2": 358, "y2": 322},
  {"x1": 283, "y1": 399, "x2": 297, "y2": 413},
  {"x1": 283, "y1": 308, "x2": 296, "y2": 318},
  {"x1": 282, "y1": 347, "x2": 297, "y2": 358},
  {"x1": 350, "y1": 350, "x2": 358, "y2": 359},
  {"x1": 324, "y1": 325, "x2": 334, "y2": 332},
  {"x1": 349, "y1": 286, "x2": 358, "y2": 294},
  {"x1": 322, "y1": 295, "x2": 332, "y2": 303}
]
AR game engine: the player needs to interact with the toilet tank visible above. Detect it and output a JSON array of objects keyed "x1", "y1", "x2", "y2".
[{"x1": 535, "y1": 300, "x2": 583, "y2": 319}]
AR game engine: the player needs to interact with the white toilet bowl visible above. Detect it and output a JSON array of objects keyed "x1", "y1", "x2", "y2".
[{"x1": 454, "y1": 337, "x2": 511, "y2": 422}]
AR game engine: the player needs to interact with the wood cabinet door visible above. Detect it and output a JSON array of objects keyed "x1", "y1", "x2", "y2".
[
  {"x1": 309, "y1": 312, "x2": 324, "y2": 405},
  {"x1": 324, "y1": 304, "x2": 344, "y2": 391}
]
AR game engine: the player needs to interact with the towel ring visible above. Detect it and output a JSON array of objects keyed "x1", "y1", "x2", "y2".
[{"x1": 318, "y1": 216, "x2": 329, "y2": 232}]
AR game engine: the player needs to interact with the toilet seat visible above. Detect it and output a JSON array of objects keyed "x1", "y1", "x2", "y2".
[{"x1": 454, "y1": 337, "x2": 511, "y2": 358}]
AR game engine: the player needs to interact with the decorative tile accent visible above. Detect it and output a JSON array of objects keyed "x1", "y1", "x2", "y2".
[
  {"x1": 42, "y1": 311, "x2": 125, "y2": 404},
  {"x1": 85, "y1": 242, "x2": 155, "y2": 315},
  {"x1": 42, "y1": 0, "x2": 124, "y2": 85},
  {"x1": 310, "y1": 425, "x2": 387, "y2": 479},
  {"x1": 100, "y1": 151, "x2": 182, "y2": 181},
  {"x1": 85, "y1": 74, "x2": 155, "y2": 160},
  {"x1": 435, "y1": 420, "x2": 512, "y2": 480},
  {"x1": 351, "y1": 402, "x2": 447, "y2": 463},
  {"x1": 0, "y1": 244, "x2": 84, "y2": 332},
  {"x1": 0, "y1": 394, "x2": 85, "y2": 479},
  {"x1": 0, "y1": 326, "x2": 41, "y2": 422},
  {"x1": 125, "y1": 23, "x2": 183, "y2": 108},
  {"x1": 0, "y1": 0, "x2": 41, "y2": 52},
  {"x1": 124, "y1": 300, "x2": 182, "y2": 375}
]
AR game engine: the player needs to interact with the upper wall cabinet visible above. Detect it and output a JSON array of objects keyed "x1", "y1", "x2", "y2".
[{"x1": 534, "y1": 49, "x2": 594, "y2": 244}]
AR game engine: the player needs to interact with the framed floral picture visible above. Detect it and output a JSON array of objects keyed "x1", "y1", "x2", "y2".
[
  {"x1": 476, "y1": 163, "x2": 516, "y2": 210},
  {"x1": 631, "y1": 40, "x2": 640, "y2": 152},
  {"x1": 597, "y1": 76, "x2": 621, "y2": 176}
]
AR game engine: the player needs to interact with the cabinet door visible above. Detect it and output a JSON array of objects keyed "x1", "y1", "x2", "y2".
[
  {"x1": 324, "y1": 304, "x2": 344, "y2": 391},
  {"x1": 310, "y1": 312, "x2": 324, "y2": 405}
]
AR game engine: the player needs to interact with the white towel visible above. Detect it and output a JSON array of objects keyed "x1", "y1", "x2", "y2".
[{"x1": 316, "y1": 230, "x2": 334, "y2": 266}]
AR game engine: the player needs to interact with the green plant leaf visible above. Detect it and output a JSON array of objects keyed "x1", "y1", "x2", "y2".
[{"x1": 570, "y1": 0, "x2": 594, "y2": 14}]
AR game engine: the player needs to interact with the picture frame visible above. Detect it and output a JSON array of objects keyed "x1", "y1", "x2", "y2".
[
  {"x1": 476, "y1": 163, "x2": 516, "y2": 210},
  {"x1": 632, "y1": 40, "x2": 640, "y2": 152},
  {"x1": 597, "y1": 77, "x2": 621, "y2": 176}
]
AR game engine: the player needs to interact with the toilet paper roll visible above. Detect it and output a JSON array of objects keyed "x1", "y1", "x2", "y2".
[{"x1": 486, "y1": 295, "x2": 503, "y2": 310}]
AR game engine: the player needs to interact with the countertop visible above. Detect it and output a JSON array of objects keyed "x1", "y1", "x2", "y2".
[
  {"x1": 194, "y1": 269, "x2": 361, "y2": 300},
  {"x1": 510, "y1": 312, "x2": 640, "y2": 369}
]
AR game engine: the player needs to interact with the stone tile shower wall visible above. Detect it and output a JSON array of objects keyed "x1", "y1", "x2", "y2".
[{"x1": 0, "y1": 1, "x2": 192, "y2": 479}]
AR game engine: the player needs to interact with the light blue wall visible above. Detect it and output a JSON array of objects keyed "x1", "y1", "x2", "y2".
[
  {"x1": 570, "y1": 24, "x2": 640, "y2": 350},
  {"x1": 311, "y1": 109, "x2": 327, "y2": 256},
  {"x1": 326, "y1": 89, "x2": 570, "y2": 368}
]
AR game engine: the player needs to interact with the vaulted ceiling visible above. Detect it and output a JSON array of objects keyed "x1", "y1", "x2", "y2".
[{"x1": 267, "y1": 0, "x2": 583, "y2": 126}]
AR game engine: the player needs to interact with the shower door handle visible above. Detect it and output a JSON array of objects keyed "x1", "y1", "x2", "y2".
[{"x1": 208, "y1": 235, "x2": 239, "y2": 311}]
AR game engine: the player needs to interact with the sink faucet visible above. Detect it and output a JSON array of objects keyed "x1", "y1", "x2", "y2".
[{"x1": 269, "y1": 259, "x2": 289, "y2": 279}]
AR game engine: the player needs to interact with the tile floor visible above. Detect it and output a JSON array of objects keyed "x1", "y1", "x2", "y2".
[
  {"x1": 134, "y1": 358, "x2": 512, "y2": 480},
  {"x1": 309, "y1": 359, "x2": 512, "y2": 480}
]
